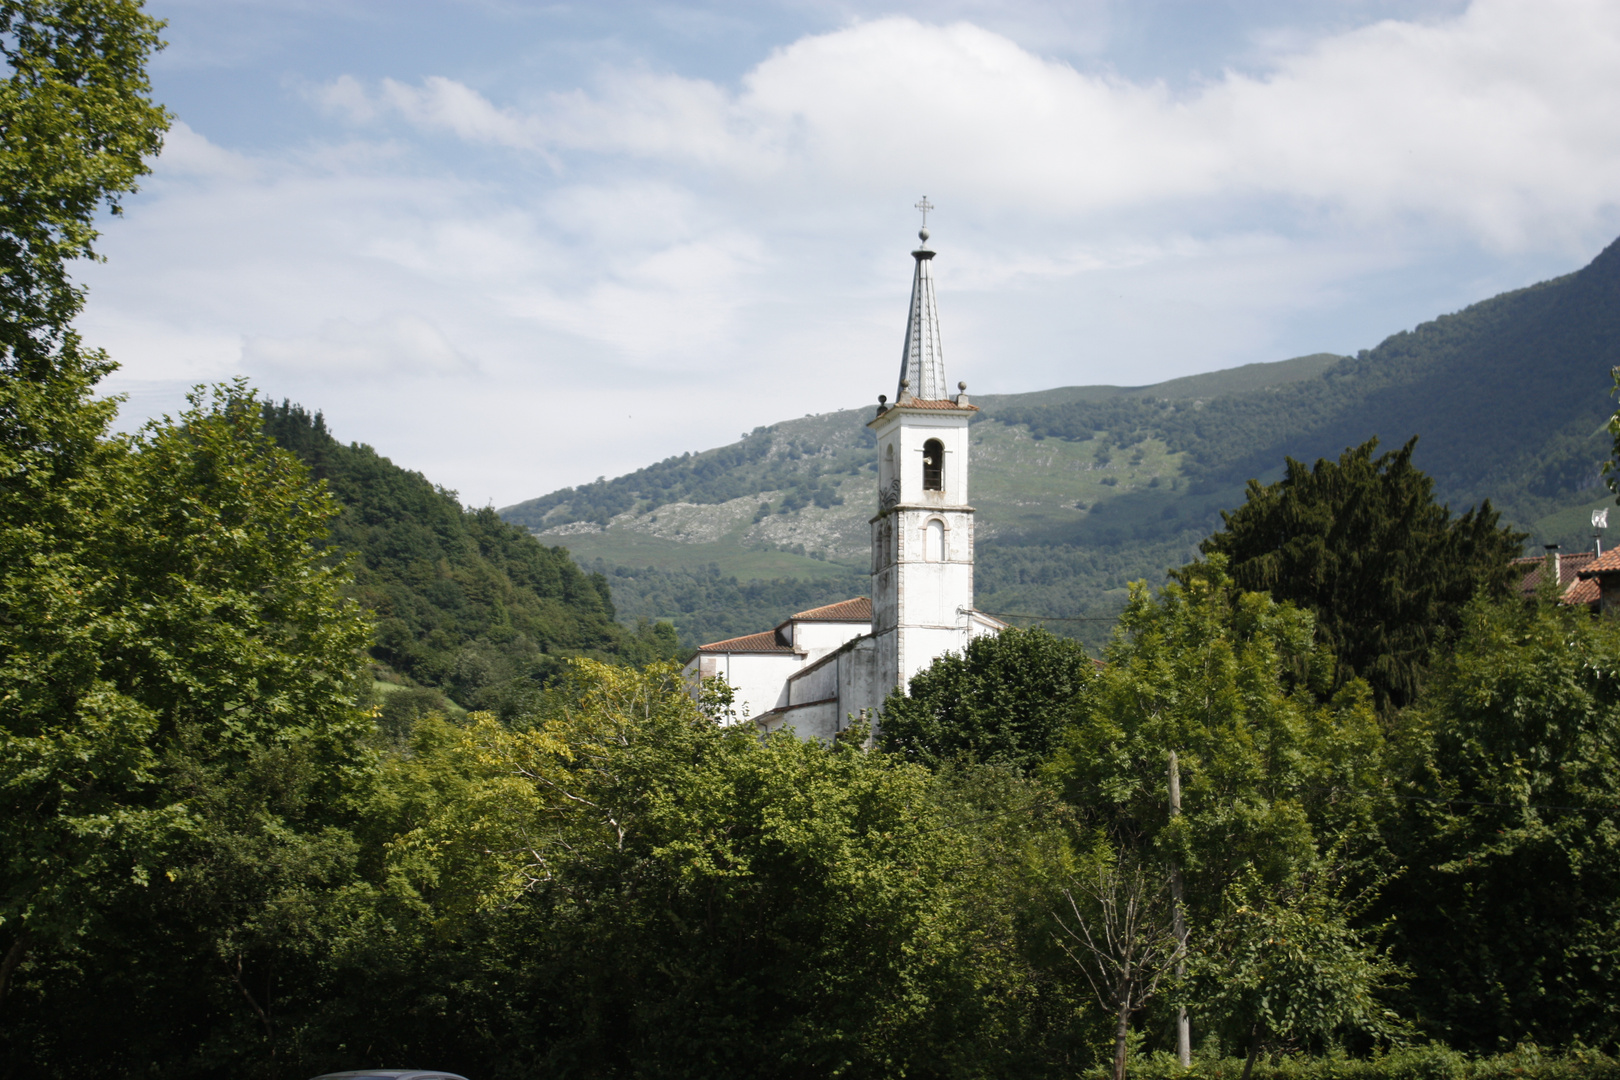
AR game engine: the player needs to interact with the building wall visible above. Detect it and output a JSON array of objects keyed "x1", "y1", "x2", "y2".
[
  {"x1": 787, "y1": 620, "x2": 869, "y2": 655},
  {"x1": 684, "y1": 651, "x2": 799, "y2": 724},
  {"x1": 686, "y1": 619, "x2": 871, "y2": 727},
  {"x1": 762, "y1": 635, "x2": 881, "y2": 743}
]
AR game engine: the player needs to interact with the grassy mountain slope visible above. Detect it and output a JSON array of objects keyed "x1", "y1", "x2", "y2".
[
  {"x1": 500, "y1": 238, "x2": 1620, "y2": 652},
  {"x1": 262, "y1": 403, "x2": 678, "y2": 715}
]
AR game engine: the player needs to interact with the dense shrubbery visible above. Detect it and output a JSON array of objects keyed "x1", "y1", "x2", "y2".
[{"x1": 1112, "y1": 1048, "x2": 1620, "y2": 1080}]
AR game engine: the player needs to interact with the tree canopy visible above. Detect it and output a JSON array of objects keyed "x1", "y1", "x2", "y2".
[
  {"x1": 1383, "y1": 595, "x2": 1620, "y2": 1050},
  {"x1": 879, "y1": 626, "x2": 1098, "y2": 773},
  {"x1": 1045, "y1": 557, "x2": 1402, "y2": 1065},
  {"x1": 1200, "y1": 437, "x2": 1525, "y2": 710},
  {"x1": 0, "y1": 0, "x2": 168, "y2": 374}
]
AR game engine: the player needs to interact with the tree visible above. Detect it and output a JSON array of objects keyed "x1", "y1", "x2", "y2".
[
  {"x1": 0, "y1": 387, "x2": 375, "y2": 1074},
  {"x1": 1054, "y1": 852, "x2": 1181, "y2": 1080},
  {"x1": 0, "y1": 0, "x2": 169, "y2": 375},
  {"x1": 1046, "y1": 557, "x2": 1400, "y2": 1060},
  {"x1": 314, "y1": 660, "x2": 1086, "y2": 1080},
  {"x1": 880, "y1": 626, "x2": 1098, "y2": 774},
  {"x1": 1201, "y1": 437, "x2": 1525, "y2": 711},
  {"x1": 1194, "y1": 866, "x2": 1406, "y2": 1078},
  {"x1": 1383, "y1": 595, "x2": 1620, "y2": 1050}
]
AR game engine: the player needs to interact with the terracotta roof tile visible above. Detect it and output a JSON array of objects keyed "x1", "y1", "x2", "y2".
[
  {"x1": 697, "y1": 629, "x2": 795, "y2": 654},
  {"x1": 887, "y1": 398, "x2": 978, "y2": 411},
  {"x1": 1565, "y1": 577, "x2": 1602, "y2": 606},
  {"x1": 1514, "y1": 551, "x2": 1598, "y2": 596},
  {"x1": 1579, "y1": 549, "x2": 1620, "y2": 576},
  {"x1": 791, "y1": 597, "x2": 872, "y2": 622}
]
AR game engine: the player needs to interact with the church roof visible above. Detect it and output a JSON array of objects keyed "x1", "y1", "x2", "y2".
[
  {"x1": 696, "y1": 629, "x2": 796, "y2": 654},
  {"x1": 897, "y1": 229, "x2": 948, "y2": 400},
  {"x1": 791, "y1": 597, "x2": 872, "y2": 622}
]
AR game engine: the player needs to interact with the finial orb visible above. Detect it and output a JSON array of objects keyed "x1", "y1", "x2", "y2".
[
  {"x1": 878, "y1": 393, "x2": 887, "y2": 404},
  {"x1": 900, "y1": 378, "x2": 910, "y2": 388},
  {"x1": 958, "y1": 380, "x2": 967, "y2": 391},
  {"x1": 919, "y1": 227, "x2": 930, "y2": 243}
]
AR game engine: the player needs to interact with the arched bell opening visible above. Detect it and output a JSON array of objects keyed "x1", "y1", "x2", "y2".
[{"x1": 922, "y1": 438, "x2": 944, "y2": 491}]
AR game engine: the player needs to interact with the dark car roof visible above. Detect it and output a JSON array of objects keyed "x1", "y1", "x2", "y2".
[{"x1": 309, "y1": 1072, "x2": 469, "y2": 1080}]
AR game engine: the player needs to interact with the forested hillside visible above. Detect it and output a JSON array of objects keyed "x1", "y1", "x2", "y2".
[
  {"x1": 995, "y1": 240, "x2": 1620, "y2": 522},
  {"x1": 503, "y1": 243, "x2": 1620, "y2": 651},
  {"x1": 262, "y1": 403, "x2": 677, "y2": 715}
]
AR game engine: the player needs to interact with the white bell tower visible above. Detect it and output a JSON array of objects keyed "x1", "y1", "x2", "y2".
[{"x1": 868, "y1": 205, "x2": 989, "y2": 698}]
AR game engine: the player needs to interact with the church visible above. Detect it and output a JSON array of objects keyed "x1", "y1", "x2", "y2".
[{"x1": 682, "y1": 217, "x2": 1005, "y2": 738}]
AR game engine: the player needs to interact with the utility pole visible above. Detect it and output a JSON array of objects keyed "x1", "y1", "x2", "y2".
[{"x1": 1169, "y1": 750, "x2": 1190, "y2": 1067}]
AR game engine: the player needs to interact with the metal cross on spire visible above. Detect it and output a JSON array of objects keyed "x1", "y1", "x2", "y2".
[{"x1": 914, "y1": 195, "x2": 934, "y2": 230}]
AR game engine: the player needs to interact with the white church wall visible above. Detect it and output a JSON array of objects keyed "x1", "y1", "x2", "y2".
[
  {"x1": 787, "y1": 652, "x2": 839, "y2": 705},
  {"x1": 682, "y1": 651, "x2": 797, "y2": 725},
  {"x1": 790, "y1": 620, "x2": 869, "y2": 656},
  {"x1": 759, "y1": 699, "x2": 840, "y2": 741}
]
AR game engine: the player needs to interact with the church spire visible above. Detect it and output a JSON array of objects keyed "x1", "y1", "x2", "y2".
[{"x1": 896, "y1": 197, "x2": 947, "y2": 401}]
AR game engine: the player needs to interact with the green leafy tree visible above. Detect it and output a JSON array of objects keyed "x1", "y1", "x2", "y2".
[
  {"x1": 317, "y1": 660, "x2": 1086, "y2": 1080},
  {"x1": 1046, "y1": 557, "x2": 1399, "y2": 1065},
  {"x1": 1194, "y1": 866, "x2": 1406, "y2": 1078},
  {"x1": 1201, "y1": 437, "x2": 1525, "y2": 711},
  {"x1": 880, "y1": 626, "x2": 1098, "y2": 774},
  {"x1": 0, "y1": 387, "x2": 375, "y2": 1075},
  {"x1": 0, "y1": 0, "x2": 168, "y2": 375},
  {"x1": 0, "y1": 0, "x2": 172, "y2": 1036},
  {"x1": 1384, "y1": 595, "x2": 1620, "y2": 1050}
]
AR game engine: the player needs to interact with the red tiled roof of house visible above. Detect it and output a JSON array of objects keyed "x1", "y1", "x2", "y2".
[
  {"x1": 1578, "y1": 549, "x2": 1620, "y2": 576},
  {"x1": 1513, "y1": 551, "x2": 1597, "y2": 597},
  {"x1": 791, "y1": 597, "x2": 872, "y2": 622},
  {"x1": 696, "y1": 629, "x2": 794, "y2": 654},
  {"x1": 1565, "y1": 577, "x2": 1602, "y2": 606}
]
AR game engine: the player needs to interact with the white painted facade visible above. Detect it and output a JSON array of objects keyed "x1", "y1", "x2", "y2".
[
  {"x1": 688, "y1": 600, "x2": 873, "y2": 724},
  {"x1": 682, "y1": 226, "x2": 1004, "y2": 740}
]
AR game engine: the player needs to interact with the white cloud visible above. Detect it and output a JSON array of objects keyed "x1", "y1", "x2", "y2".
[
  {"x1": 350, "y1": 1, "x2": 1620, "y2": 246},
  {"x1": 153, "y1": 120, "x2": 260, "y2": 180},
  {"x1": 380, "y1": 75, "x2": 544, "y2": 150},
  {"x1": 243, "y1": 314, "x2": 476, "y2": 378}
]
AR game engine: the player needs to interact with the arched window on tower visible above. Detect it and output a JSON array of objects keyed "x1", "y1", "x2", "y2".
[
  {"x1": 924, "y1": 518, "x2": 945, "y2": 561},
  {"x1": 922, "y1": 438, "x2": 944, "y2": 491}
]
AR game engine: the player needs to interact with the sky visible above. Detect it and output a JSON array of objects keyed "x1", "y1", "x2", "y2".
[{"x1": 81, "y1": 0, "x2": 1620, "y2": 508}]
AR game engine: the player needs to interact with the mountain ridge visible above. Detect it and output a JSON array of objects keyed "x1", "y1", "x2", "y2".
[{"x1": 500, "y1": 239, "x2": 1620, "y2": 651}]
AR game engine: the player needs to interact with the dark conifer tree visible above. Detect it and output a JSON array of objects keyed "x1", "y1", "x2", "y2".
[{"x1": 1200, "y1": 437, "x2": 1525, "y2": 710}]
